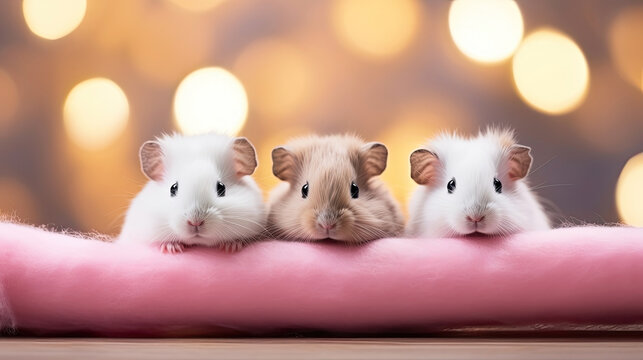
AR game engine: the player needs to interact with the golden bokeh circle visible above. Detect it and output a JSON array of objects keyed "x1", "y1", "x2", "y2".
[
  {"x1": 174, "y1": 67, "x2": 248, "y2": 136},
  {"x1": 63, "y1": 78, "x2": 130, "y2": 150},
  {"x1": 449, "y1": 0, "x2": 524, "y2": 63},
  {"x1": 23, "y1": 0, "x2": 86, "y2": 40},
  {"x1": 512, "y1": 28, "x2": 590, "y2": 115},
  {"x1": 616, "y1": 153, "x2": 643, "y2": 226}
]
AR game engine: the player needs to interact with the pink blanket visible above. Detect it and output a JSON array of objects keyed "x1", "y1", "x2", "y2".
[{"x1": 1, "y1": 222, "x2": 642, "y2": 336}]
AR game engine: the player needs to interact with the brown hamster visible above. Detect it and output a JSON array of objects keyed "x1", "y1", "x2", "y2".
[{"x1": 267, "y1": 134, "x2": 404, "y2": 243}]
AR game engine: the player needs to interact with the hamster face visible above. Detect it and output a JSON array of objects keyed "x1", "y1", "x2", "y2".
[
  {"x1": 419, "y1": 148, "x2": 518, "y2": 236},
  {"x1": 268, "y1": 135, "x2": 404, "y2": 243},
  {"x1": 159, "y1": 159, "x2": 262, "y2": 245},
  {"x1": 409, "y1": 129, "x2": 547, "y2": 237},
  {"x1": 120, "y1": 134, "x2": 265, "y2": 248},
  {"x1": 275, "y1": 162, "x2": 363, "y2": 241}
]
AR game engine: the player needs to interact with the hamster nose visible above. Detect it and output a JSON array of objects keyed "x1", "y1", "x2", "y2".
[
  {"x1": 466, "y1": 215, "x2": 485, "y2": 223},
  {"x1": 187, "y1": 219, "x2": 204, "y2": 227},
  {"x1": 317, "y1": 221, "x2": 336, "y2": 232}
]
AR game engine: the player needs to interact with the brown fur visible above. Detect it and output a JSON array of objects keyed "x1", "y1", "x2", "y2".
[{"x1": 267, "y1": 134, "x2": 404, "y2": 243}]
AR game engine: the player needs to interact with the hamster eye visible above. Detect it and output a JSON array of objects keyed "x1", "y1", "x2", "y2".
[
  {"x1": 447, "y1": 178, "x2": 456, "y2": 194},
  {"x1": 301, "y1": 182, "x2": 309, "y2": 199},
  {"x1": 216, "y1": 181, "x2": 226, "y2": 197},
  {"x1": 170, "y1": 182, "x2": 178, "y2": 197},
  {"x1": 350, "y1": 181, "x2": 359, "y2": 199},
  {"x1": 493, "y1": 177, "x2": 502, "y2": 194}
]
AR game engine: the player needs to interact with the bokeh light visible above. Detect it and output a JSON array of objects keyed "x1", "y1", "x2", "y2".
[
  {"x1": 332, "y1": 0, "x2": 420, "y2": 59},
  {"x1": 234, "y1": 39, "x2": 312, "y2": 121},
  {"x1": 609, "y1": 6, "x2": 643, "y2": 91},
  {"x1": 22, "y1": 0, "x2": 86, "y2": 40},
  {"x1": 63, "y1": 78, "x2": 130, "y2": 150},
  {"x1": 512, "y1": 28, "x2": 590, "y2": 115},
  {"x1": 173, "y1": 67, "x2": 248, "y2": 136},
  {"x1": 448, "y1": 0, "x2": 524, "y2": 63},
  {"x1": 167, "y1": 0, "x2": 224, "y2": 12},
  {"x1": 0, "y1": 68, "x2": 19, "y2": 132},
  {"x1": 616, "y1": 153, "x2": 643, "y2": 227},
  {"x1": 0, "y1": 177, "x2": 39, "y2": 224}
]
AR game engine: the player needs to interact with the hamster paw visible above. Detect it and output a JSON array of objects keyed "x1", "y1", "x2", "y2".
[
  {"x1": 160, "y1": 242, "x2": 184, "y2": 254},
  {"x1": 221, "y1": 241, "x2": 244, "y2": 253}
]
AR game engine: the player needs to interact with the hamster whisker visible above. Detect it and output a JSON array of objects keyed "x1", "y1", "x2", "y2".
[
  {"x1": 220, "y1": 215, "x2": 266, "y2": 227},
  {"x1": 528, "y1": 155, "x2": 556, "y2": 175},
  {"x1": 355, "y1": 222, "x2": 390, "y2": 237},
  {"x1": 350, "y1": 222, "x2": 391, "y2": 241},
  {"x1": 217, "y1": 218, "x2": 265, "y2": 235},
  {"x1": 156, "y1": 227, "x2": 179, "y2": 244},
  {"x1": 218, "y1": 217, "x2": 266, "y2": 232},
  {"x1": 212, "y1": 217, "x2": 255, "y2": 236},
  {"x1": 269, "y1": 222, "x2": 301, "y2": 240},
  {"x1": 496, "y1": 219, "x2": 520, "y2": 236},
  {"x1": 528, "y1": 183, "x2": 574, "y2": 191}
]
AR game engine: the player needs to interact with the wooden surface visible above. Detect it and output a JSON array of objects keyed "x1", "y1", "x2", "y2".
[{"x1": 2, "y1": 338, "x2": 643, "y2": 360}]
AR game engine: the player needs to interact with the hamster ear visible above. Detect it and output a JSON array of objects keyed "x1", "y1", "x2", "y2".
[
  {"x1": 410, "y1": 148, "x2": 439, "y2": 185},
  {"x1": 139, "y1": 141, "x2": 164, "y2": 181},
  {"x1": 507, "y1": 144, "x2": 532, "y2": 180},
  {"x1": 272, "y1": 146, "x2": 296, "y2": 181},
  {"x1": 360, "y1": 142, "x2": 388, "y2": 178},
  {"x1": 232, "y1": 137, "x2": 258, "y2": 177}
]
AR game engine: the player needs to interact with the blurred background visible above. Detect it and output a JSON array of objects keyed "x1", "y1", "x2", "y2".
[{"x1": 0, "y1": 0, "x2": 641, "y2": 235}]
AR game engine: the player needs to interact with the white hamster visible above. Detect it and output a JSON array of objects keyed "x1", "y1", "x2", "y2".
[
  {"x1": 406, "y1": 128, "x2": 550, "y2": 238},
  {"x1": 118, "y1": 133, "x2": 266, "y2": 253}
]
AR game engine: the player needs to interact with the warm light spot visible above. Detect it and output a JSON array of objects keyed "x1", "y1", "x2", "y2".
[
  {"x1": 0, "y1": 178, "x2": 39, "y2": 224},
  {"x1": 63, "y1": 78, "x2": 130, "y2": 150},
  {"x1": 609, "y1": 6, "x2": 643, "y2": 91},
  {"x1": 448, "y1": 0, "x2": 523, "y2": 63},
  {"x1": 234, "y1": 39, "x2": 312, "y2": 121},
  {"x1": 512, "y1": 28, "x2": 589, "y2": 115},
  {"x1": 174, "y1": 67, "x2": 248, "y2": 136},
  {"x1": 332, "y1": 0, "x2": 420, "y2": 59},
  {"x1": 23, "y1": 0, "x2": 86, "y2": 40},
  {"x1": 0, "y1": 69, "x2": 19, "y2": 132},
  {"x1": 616, "y1": 153, "x2": 643, "y2": 227},
  {"x1": 167, "y1": 0, "x2": 224, "y2": 12}
]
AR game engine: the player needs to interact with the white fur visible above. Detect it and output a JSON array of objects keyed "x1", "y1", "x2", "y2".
[
  {"x1": 407, "y1": 130, "x2": 550, "y2": 238},
  {"x1": 119, "y1": 133, "x2": 266, "y2": 249}
]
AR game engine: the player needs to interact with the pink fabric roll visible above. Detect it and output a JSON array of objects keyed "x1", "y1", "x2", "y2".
[{"x1": 1, "y1": 222, "x2": 642, "y2": 336}]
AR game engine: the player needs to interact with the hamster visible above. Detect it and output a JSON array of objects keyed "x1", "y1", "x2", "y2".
[
  {"x1": 118, "y1": 133, "x2": 266, "y2": 253},
  {"x1": 267, "y1": 134, "x2": 404, "y2": 243},
  {"x1": 406, "y1": 128, "x2": 550, "y2": 238}
]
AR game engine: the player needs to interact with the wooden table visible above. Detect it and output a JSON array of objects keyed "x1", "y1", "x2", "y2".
[{"x1": 2, "y1": 338, "x2": 643, "y2": 360}]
